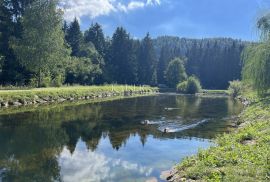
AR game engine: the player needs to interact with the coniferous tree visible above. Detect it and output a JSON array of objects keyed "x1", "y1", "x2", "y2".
[
  {"x1": 65, "y1": 18, "x2": 83, "y2": 57},
  {"x1": 138, "y1": 33, "x2": 157, "y2": 85},
  {"x1": 84, "y1": 23, "x2": 106, "y2": 57},
  {"x1": 108, "y1": 27, "x2": 137, "y2": 84},
  {"x1": 157, "y1": 45, "x2": 174, "y2": 84}
]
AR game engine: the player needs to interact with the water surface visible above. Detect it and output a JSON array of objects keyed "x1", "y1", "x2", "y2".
[{"x1": 0, "y1": 94, "x2": 243, "y2": 181}]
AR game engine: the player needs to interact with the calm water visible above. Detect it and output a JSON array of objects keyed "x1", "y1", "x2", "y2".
[{"x1": 0, "y1": 94, "x2": 243, "y2": 182}]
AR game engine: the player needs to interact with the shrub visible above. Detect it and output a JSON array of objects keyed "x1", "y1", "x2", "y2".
[
  {"x1": 186, "y1": 76, "x2": 202, "y2": 94},
  {"x1": 228, "y1": 80, "x2": 242, "y2": 98},
  {"x1": 177, "y1": 76, "x2": 202, "y2": 94},
  {"x1": 40, "y1": 76, "x2": 52, "y2": 87},
  {"x1": 52, "y1": 75, "x2": 63, "y2": 87},
  {"x1": 177, "y1": 81, "x2": 188, "y2": 93}
]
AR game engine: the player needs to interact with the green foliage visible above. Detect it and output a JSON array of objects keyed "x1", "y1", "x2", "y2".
[
  {"x1": 65, "y1": 18, "x2": 83, "y2": 57},
  {"x1": 52, "y1": 75, "x2": 63, "y2": 87},
  {"x1": 154, "y1": 37, "x2": 245, "y2": 89},
  {"x1": 107, "y1": 27, "x2": 138, "y2": 84},
  {"x1": 66, "y1": 57, "x2": 102, "y2": 85},
  {"x1": 177, "y1": 76, "x2": 202, "y2": 94},
  {"x1": 228, "y1": 80, "x2": 242, "y2": 97},
  {"x1": 176, "y1": 81, "x2": 188, "y2": 93},
  {"x1": 175, "y1": 91, "x2": 270, "y2": 181},
  {"x1": 11, "y1": 0, "x2": 70, "y2": 87},
  {"x1": 242, "y1": 42, "x2": 270, "y2": 94},
  {"x1": 40, "y1": 76, "x2": 51, "y2": 88},
  {"x1": 242, "y1": 12, "x2": 270, "y2": 95},
  {"x1": 165, "y1": 57, "x2": 187, "y2": 88},
  {"x1": 84, "y1": 23, "x2": 106, "y2": 57},
  {"x1": 138, "y1": 33, "x2": 158, "y2": 86}
]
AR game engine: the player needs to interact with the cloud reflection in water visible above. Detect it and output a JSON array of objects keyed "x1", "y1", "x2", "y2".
[{"x1": 58, "y1": 139, "x2": 153, "y2": 182}]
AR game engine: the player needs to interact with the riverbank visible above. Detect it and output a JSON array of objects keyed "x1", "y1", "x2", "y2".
[
  {"x1": 165, "y1": 91, "x2": 270, "y2": 181},
  {"x1": 0, "y1": 85, "x2": 158, "y2": 108}
]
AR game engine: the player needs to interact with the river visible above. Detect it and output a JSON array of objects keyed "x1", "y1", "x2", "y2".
[{"x1": 0, "y1": 94, "x2": 243, "y2": 181}]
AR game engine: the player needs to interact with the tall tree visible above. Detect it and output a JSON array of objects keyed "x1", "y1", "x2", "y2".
[
  {"x1": 242, "y1": 12, "x2": 270, "y2": 94},
  {"x1": 11, "y1": 0, "x2": 70, "y2": 87},
  {"x1": 138, "y1": 33, "x2": 157, "y2": 85},
  {"x1": 84, "y1": 23, "x2": 106, "y2": 57},
  {"x1": 107, "y1": 27, "x2": 137, "y2": 84},
  {"x1": 165, "y1": 57, "x2": 187, "y2": 88},
  {"x1": 65, "y1": 18, "x2": 82, "y2": 57},
  {"x1": 157, "y1": 45, "x2": 174, "y2": 84}
]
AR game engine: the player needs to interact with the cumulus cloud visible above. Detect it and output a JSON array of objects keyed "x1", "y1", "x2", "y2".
[
  {"x1": 60, "y1": 0, "x2": 161, "y2": 21},
  {"x1": 58, "y1": 140, "x2": 153, "y2": 182}
]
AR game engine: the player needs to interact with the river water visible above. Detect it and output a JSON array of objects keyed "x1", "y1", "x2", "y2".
[{"x1": 0, "y1": 94, "x2": 243, "y2": 182}]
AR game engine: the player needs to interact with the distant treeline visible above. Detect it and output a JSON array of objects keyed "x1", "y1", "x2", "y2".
[
  {"x1": 154, "y1": 37, "x2": 248, "y2": 89},
  {"x1": 0, "y1": 0, "x2": 249, "y2": 89}
]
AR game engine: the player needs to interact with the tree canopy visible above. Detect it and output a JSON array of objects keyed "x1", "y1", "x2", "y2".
[{"x1": 242, "y1": 12, "x2": 270, "y2": 94}]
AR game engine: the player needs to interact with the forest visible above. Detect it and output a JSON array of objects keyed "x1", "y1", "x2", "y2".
[{"x1": 0, "y1": 0, "x2": 248, "y2": 89}]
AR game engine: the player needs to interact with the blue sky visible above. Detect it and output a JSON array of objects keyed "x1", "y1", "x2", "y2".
[{"x1": 60, "y1": 0, "x2": 270, "y2": 41}]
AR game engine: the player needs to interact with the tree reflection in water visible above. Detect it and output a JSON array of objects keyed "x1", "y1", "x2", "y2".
[{"x1": 0, "y1": 94, "x2": 243, "y2": 181}]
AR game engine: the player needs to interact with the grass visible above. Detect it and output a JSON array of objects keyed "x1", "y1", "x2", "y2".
[
  {"x1": 0, "y1": 85, "x2": 157, "y2": 102},
  {"x1": 175, "y1": 91, "x2": 270, "y2": 181}
]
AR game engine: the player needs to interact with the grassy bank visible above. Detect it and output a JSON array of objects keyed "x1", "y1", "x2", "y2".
[
  {"x1": 0, "y1": 85, "x2": 158, "y2": 108},
  {"x1": 169, "y1": 92, "x2": 270, "y2": 181}
]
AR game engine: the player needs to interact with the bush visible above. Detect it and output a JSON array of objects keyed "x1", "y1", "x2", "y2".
[
  {"x1": 40, "y1": 76, "x2": 51, "y2": 87},
  {"x1": 52, "y1": 75, "x2": 63, "y2": 87},
  {"x1": 177, "y1": 81, "x2": 188, "y2": 93},
  {"x1": 228, "y1": 80, "x2": 242, "y2": 98},
  {"x1": 177, "y1": 76, "x2": 202, "y2": 94}
]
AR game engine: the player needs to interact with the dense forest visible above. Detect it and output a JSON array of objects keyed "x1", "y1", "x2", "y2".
[{"x1": 0, "y1": 0, "x2": 248, "y2": 89}]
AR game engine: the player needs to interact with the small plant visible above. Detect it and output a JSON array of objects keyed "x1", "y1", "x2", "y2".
[
  {"x1": 40, "y1": 76, "x2": 52, "y2": 88},
  {"x1": 52, "y1": 75, "x2": 63, "y2": 87},
  {"x1": 228, "y1": 80, "x2": 242, "y2": 98},
  {"x1": 177, "y1": 80, "x2": 188, "y2": 93}
]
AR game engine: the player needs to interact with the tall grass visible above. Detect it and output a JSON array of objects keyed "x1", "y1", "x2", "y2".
[{"x1": 0, "y1": 85, "x2": 157, "y2": 101}]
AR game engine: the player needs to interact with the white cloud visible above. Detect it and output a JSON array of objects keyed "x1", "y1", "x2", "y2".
[
  {"x1": 58, "y1": 140, "x2": 153, "y2": 182},
  {"x1": 60, "y1": 0, "x2": 161, "y2": 22},
  {"x1": 147, "y1": 0, "x2": 161, "y2": 5},
  {"x1": 60, "y1": 0, "x2": 116, "y2": 22}
]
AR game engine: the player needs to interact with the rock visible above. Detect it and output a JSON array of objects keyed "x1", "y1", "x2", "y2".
[
  {"x1": 18, "y1": 99, "x2": 27, "y2": 105},
  {"x1": 160, "y1": 170, "x2": 172, "y2": 180},
  {"x1": 67, "y1": 98, "x2": 74, "y2": 101},
  {"x1": 1, "y1": 102, "x2": 8, "y2": 107},
  {"x1": 10, "y1": 101, "x2": 22, "y2": 106},
  {"x1": 36, "y1": 99, "x2": 47, "y2": 104},
  {"x1": 58, "y1": 98, "x2": 66, "y2": 102},
  {"x1": 145, "y1": 177, "x2": 158, "y2": 182}
]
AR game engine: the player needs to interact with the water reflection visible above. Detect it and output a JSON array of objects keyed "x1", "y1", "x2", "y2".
[{"x1": 0, "y1": 94, "x2": 243, "y2": 181}]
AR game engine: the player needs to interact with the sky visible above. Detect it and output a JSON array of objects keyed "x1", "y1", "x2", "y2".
[{"x1": 59, "y1": 0, "x2": 270, "y2": 41}]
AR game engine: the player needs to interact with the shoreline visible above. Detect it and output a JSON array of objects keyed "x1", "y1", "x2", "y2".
[
  {"x1": 0, "y1": 85, "x2": 158, "y2": 109},
  {"x1": 162, "y1": 92, "x2": 269, "y2": 181}
]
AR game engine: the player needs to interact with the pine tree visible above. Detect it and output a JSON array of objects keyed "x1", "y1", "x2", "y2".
[
  {"x1": 11, "y1": 0, "x2": 71, "y2": 87},
  {"x1": 84, "y1": 23, "x2": 106, "y2": 57},
  {"x1": 65, "y1": 18, "x2": 83, "y2": 57},
  {"x1": 108, "y1": 27, "x2": 137, "y2": 84},
  {"x1": 138, "y1": 33, "x2": 157, "y2": 85}
]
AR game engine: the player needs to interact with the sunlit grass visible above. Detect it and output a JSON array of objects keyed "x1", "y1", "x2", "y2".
[
  {"x1": 175, "y1": 91, "x2": 270, "y2": 181},
  {"x1": 0, "y1": 85, "x2": 158, "y2": 101}
]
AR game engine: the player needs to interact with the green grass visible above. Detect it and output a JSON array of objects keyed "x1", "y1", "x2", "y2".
[
  {"x1": 175, "y1": 91, "x2": 270, "y2": 181},
  {"x1": 0, "y1": 85, "x2": 157, "y2": 102}
]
